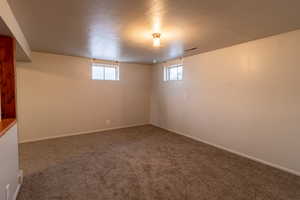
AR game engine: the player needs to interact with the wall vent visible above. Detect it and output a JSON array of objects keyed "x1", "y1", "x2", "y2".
[{"x1": 184, "y1": 47, "x2": 198, "y2": 52}]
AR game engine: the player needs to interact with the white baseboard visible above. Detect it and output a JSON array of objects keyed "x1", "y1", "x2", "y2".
[
  {"x1": 152, "y1": 124, "x2": 300, "y2": 177},
  {"x1": 19, "y1": 123, "x2": 149, "y2": 144},
  {"x1": 13, "y1": 184, "x2": 21, "y2": 200}
]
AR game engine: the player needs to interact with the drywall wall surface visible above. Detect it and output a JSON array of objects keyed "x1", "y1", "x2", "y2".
[
  {"x1": 16, "y1": 52, "x2": 151, "y2": 142},
  {"x1": 151, "y1": 29, "x2": 300, "y2": 175},
  {"x1": 0, "y1": 124, "x2": 20, "y2": 200}
]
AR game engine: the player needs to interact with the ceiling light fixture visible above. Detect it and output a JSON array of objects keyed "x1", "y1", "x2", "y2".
[{"x1": 152, "y1": 33, "x2": 161, "y2": 47}]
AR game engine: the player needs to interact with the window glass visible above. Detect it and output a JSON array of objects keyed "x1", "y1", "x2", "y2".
[
  {"x1": 92, "y1": 63, "x2": 119, "y2": 80},
  {"x1": 92, "y1": 65, "x2": 104, "y2": 80},
  {"x1": 169, "y1": 67, "x2": 178, "y2": 80},
  {"x1": 164, "y1": 64, "x2": 183, "y2": 81},
  {"x1": 177, "y1": 66, "x2": 183, "y2": 80},
  {"x1": 105, "y1": 67, "x2": 116, "y2": 80}
]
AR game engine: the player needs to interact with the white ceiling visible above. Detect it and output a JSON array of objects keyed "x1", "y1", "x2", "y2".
[{"x1": 7, "y1": 0, "x2": 300, "y2": 64}]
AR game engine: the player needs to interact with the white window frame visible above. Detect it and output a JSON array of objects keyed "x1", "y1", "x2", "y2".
[
  {"x1": 164, "y1": 63, "x2": 183, "y2": 81},
  {"x1": 91, "y1": 63, "x2": 120, "y2": 81}
]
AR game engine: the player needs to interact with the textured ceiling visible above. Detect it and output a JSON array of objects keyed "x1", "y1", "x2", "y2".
[{"x1": 7, "y1": 0, "x2": 300, "y2": 64}]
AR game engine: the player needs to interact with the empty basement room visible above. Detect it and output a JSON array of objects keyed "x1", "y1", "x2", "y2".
[{"x1": 1, "y1": 0, "x2": 300, "y2": 199}]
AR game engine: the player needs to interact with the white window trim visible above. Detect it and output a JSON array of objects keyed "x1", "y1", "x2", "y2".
[{"x1": 91, "y1": 63, "x2": 120, "y2": 81}]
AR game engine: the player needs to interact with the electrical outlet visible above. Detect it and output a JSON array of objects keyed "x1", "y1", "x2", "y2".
[
  {"x1": 5, "y1": 184, "x2": 10, "y2": 200},
  {"x1": 105, "y1": 120, "x2": 111, "y2": 125}
]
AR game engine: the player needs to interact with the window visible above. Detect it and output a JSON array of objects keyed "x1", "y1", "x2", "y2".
[
  {"x1": 164, "y1": 63, "x2": 183, "y2": 81},
  {"x1": 92, "y1": 63, "x2": 119, "y2": 80}
]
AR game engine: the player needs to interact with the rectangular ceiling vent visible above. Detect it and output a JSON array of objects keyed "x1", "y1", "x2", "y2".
[{"x1": 184, "y1": 47, "x2": 198, "y2": 52}]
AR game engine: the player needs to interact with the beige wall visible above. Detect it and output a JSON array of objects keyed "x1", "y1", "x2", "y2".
[
  {"x1": 151, "y1": 30, "x2": 300, "y2": 175},
  {"x1": 0, "y1": 124, "x2": 20, "y2": 200},
  {"x1": 17, "y1": 52, "x2": 151, "y2": 142}
]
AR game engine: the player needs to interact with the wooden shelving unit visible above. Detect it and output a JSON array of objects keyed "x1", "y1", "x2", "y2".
[{"x1": 0, "y1": 36, "x2": 16, "y2": 137}]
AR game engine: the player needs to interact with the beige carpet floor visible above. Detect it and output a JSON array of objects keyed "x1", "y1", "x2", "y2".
[{"x1": 17, "y1": 125, "x2": 300, "y2": 200}]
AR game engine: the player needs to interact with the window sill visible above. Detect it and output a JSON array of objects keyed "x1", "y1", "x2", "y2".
[{"x1": 0, "y1": 118, "x2": 16, "y2": 137}]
